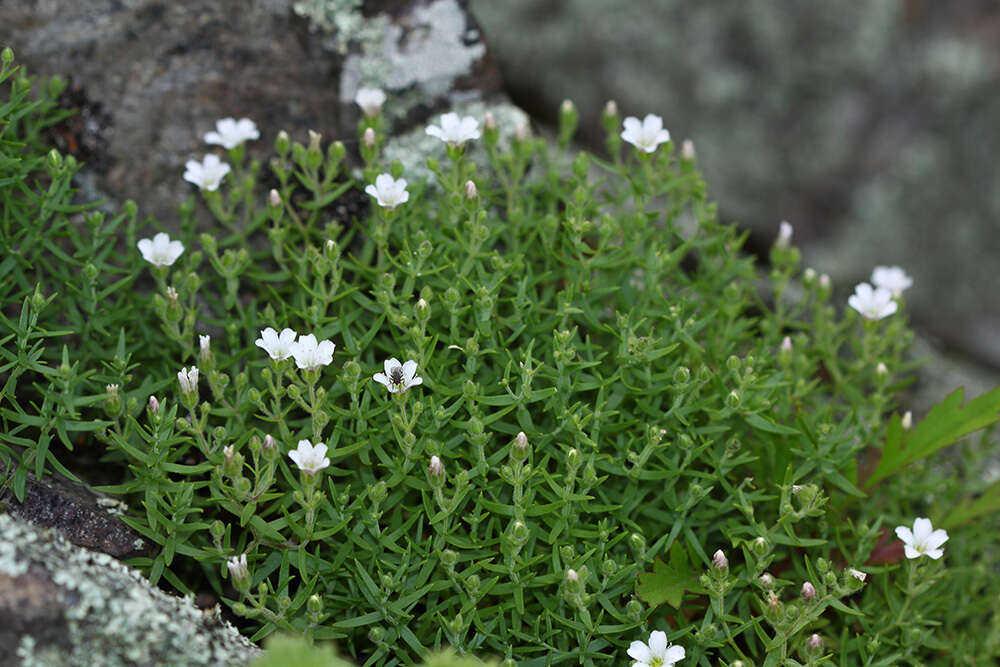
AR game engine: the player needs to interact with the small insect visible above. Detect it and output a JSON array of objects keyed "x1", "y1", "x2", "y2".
[{"x1": 390, "y1": 366, "x2": 405, "y2": 387}]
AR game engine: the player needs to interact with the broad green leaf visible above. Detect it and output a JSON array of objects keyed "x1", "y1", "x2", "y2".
[
  {"x1": 941, "y1": 479, "x2": 1000, "y2": 529},
  {"x1": 636, "y1": 542, "x2": 706, "y2": 609},
  {"x1": 865, "y1": 386, "x2": 1000, "y2": 489}
]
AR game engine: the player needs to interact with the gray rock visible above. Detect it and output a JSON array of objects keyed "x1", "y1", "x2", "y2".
[
  {"x1": 469, "y1": 0, "x2": 1000, "y2": 368},
  {"x1": 0, "y1": 513, "x2": 260, "y2": 667},
  {"x1": 0, "y1": 466, "x2": 149, "y2": 560}
]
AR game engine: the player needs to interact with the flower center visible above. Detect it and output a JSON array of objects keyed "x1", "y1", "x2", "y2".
[{"x1": 650, "y1": 658, "x2": 664, "y2": 667}]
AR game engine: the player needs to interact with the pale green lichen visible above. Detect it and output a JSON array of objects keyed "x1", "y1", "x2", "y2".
[{"x1": 2, "y1": 513, "x2": 259, "y2": 667}]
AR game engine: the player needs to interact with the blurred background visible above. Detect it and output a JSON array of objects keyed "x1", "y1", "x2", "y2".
[{"x1": 469, "y1": 0, "x2": 1000, "y2": 373}]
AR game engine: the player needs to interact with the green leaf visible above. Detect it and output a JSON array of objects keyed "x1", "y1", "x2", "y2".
[
  {"x1": 744, "y1": 413, "x2": 800, "y2": 436},
  {"x1": 865, "y1": 386, "x2": 1000, "y2": 489},
  {"x1": 636, "y1": 542, "x2": 706, "y2": 609},
  {"x1": 941, "y1": 479, "x2": 1000, "y2": 529}
]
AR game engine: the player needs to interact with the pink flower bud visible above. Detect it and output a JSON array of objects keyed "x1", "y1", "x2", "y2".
[
  {"x1": 483, "y1": 111, "x2": 497, "y2": 132},
  {"x1": 681, "y1": 138, "x2": 696, "y2": 160},
  {"x1": 712, "y1": 549, "x2": 728, "y2": 570},
  {"x1": 801, "y1": 581, "x2": 817, "y2": 600},
  {"x1": 808, "y1": 633, "x2": 822, "y2": 650},
  {"x1": 263, "y1": 434, "x2": 276, "y2": 450},
  {"x1": 363, "y1": 127, "x2": 376, "y2": 149},
  {"x1": 464, "y1": 180, "x2": 478, "y2": 200},
  {"x1": 428, "y1": 455, "x2": 444, "y2": 478},
  {"x1": 148, "y1": 395, "x2": 160, "y2": 413}
]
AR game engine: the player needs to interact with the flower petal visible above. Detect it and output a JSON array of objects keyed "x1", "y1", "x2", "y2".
[
  {"x1": 626, "y1": 641, "x2": 651, "y2": 662},
  {"x1": 894, "y1": 525, "x2": 914, "y2": 545},
  {"x1": 926, "y1": 528, "x2": 949, "y2": 550},
  {"x1": 664, "y1": 644, "x2": 686, "y2": 664},
  {"x1": 648, "y1": 630, "x2": 668, "y2": 655},
  {"x1": 912, "y1": 518, "x2": 933, "y2": 541},
  {"x1": 384, "y1": 358, "x2": 400, "y2": 376},
  {"x1": 401, "y1": 360, "x2": 418, "y2": 383}
]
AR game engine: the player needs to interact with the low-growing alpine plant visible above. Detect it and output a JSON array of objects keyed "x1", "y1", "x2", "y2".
[{"x1": 3, "y1": 47, "x2": 1000, "y2": 666}]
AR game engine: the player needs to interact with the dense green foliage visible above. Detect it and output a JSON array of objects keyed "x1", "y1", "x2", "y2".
[{"x1": 2, "y1": 50, "x2": 999, "y2": 666}]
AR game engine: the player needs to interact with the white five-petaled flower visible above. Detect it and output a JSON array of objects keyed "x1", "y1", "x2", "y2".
[
  {"x1": 627, "y1": 630, "x2": 685, "y2": 667},
  {"x1": 848, "y1": 282, "x2": 898, "y2": 320},
  {"x1": 288, "y1": 439, "x2": 330, "y2": 475},
  {"x1": 204, "y1": 117, "x2": 259, "y2": 149},
  {"x1": 373, "y1": 358, "x2": 423, "y2": 394},
  {"x1": 137, "y1": 232, "x2": 185, "y2": 267},
  {"x1": 355, "y1": 87, "x2": 387, "y2": 117},
  {"x1": 871, "y1": 265, "x2": 913, "y2": 298},
  {"x1": 620, "y1": 114, "x2": 671, "y2": 153},
  {"x1": 290, "y1": 333, "x2": 336, "y2": 371},
  {"x1": 177, "y1": 366, "x2": 199, "y2": 394},
  {"x1": 183, "y1": 154, "x2": 231, "y2": 191},
  {"x1": 895, "y1": 517, "x2": 948, "y2": 560},
  {"x1": 365, "y1": 173, "x2": 410, "y2": 209},
  {"x1": 255, "y1": 327, "x2": 298, "y2": 361},
  {"x1": 425, "y1": 112, "x2": 481, "y2": 147}
]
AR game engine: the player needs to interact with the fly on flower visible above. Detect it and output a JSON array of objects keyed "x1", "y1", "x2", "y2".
[{"x1": 373, "y1": 358, "x2": 423, "y2": 394}]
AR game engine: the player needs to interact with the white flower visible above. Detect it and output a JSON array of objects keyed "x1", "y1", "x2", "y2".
[
  {"x1": 848, "y1": 568, "x2": 867, "y2": 582},
  {"x1": 373, "y1": 358, "x2": 423, "y2": 393},
  {"x1": 177, "y1": 366, "x2": 199, "y2": 394},
  {"x1": 364, "y1": 173, "x2": 410, "y2": 209},
  {"x1": 425, "y1": 112, "x2": 481, "y2": 147},
  {"x1": 288, "y1": 439, "x2": 330, "y2": 475},
  {"x1": 255, "y1": 327, "x2": 297, "y2": 361},
  {"x1": 290, "y1": 334, "x2": 335, "y2": 371},
  {"x1": 199, "y1": 334, "x2": 211, "y2": 353},
  {"x1": 871, "y1": 265, "x2": 913, "y2": 297},
  {"x1": 848, "y1": 282, "x2": 898, "y2": 320},
  {"x1": 895, "y1": 517, "x2": 948, "y2": 560},
  {"x1": 620, "y1": 114, "x2": 671, "y2": 153},
  {"x1": 137, "y1": 232, "x2": 185, "y2": 267},
  {"x1": 627, "y1": 630, "x2": 685, "y2": 667},
  {"x1": 183, "y1": 154, "x2": 231, "y2": 191},
  {"x1": 204, "y1": 117, "x2": 259, "y2": 149},
  {"x1": 354, "y1": 87, "x2": 386, "y2": 117}
]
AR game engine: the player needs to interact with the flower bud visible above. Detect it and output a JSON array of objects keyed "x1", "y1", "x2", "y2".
[
  {"x1": 751, "y1": 536, "x2": 768, "y2": 556},
  {"x1": 712, "y1": 549, "x2": 728, "y2": 570},
  {"x1": 672, "y1": 365, "x2": 690, "y2": 384},
  {"x1": 275, "y1": 130, "x2": 290, "y2": 156},
  {"x1": 725, "y1": 390, "x2": 741, "y2": 409},
  {"x1": 510, "y1": 520, "x2": 529, "y2": 545},
  {"x1": 807, "y1": 633, "x2": 822, "y2": 650},
  {"x1": 514, "y1": 123, "x2": 530, "y2": 143},
  {"x1": 464, "y1": 180, "x2": 478, "y2": 200},
  {"x1": 626, "y1": 597, "x2": 643, "y2": 621},
  {"x1": 363, "y1": 127, "x2": 376, "y2": 149},
  {"x1": 566, "y1": 447, "x2": 581, "y2": 473},
  {"x1": 801, "y1": 581, "x2": 817, "y2": 600},
  {"x1": 848, "y1": 568, "x2": 867, "y2": 583},
  {"x1": 901, "y1": 410, "x2": 913, "y2": 430},
  {"x1": 268, "y1": 189, "x2": 282, "y2": 208},
  {"x1": 428, "y1": 455, "x2": 445, "y2": 485},
  {"x1": 147, "y1": 395, "x2": 160, "y2": 414},
  {"x1": 415, "y1": 297, "x2": 431, "y2": 323},
  {"x1": 759, "y1": 573, "x2": 774, "y2": 589},
  {"x1": 227, "y1": 554, "x2": 250, "y2": 592},
  {"x1": 601, "y1": 99, "x2": 619, "y2": 132},
  {"x1": 776, "y1": 220, "x2": 793, "y2": 249},
  {"x1": 559, "y1": 100, "x2": 578, "y2": 146},
  {"x1": 681, "y1": 138, "x2": 696, "y2": 160},
  {"x1": 307, "y1": 593, "x2": 323, "y2": 615},
  {"x1": 1, "y1": 47, "x2": 13, "y2": 65},
  {"x1": 511, "y1": 431, "x2": 530, "y2": 463}
]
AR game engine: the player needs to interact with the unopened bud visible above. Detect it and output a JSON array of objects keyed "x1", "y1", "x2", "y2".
[
  {"x1": 107, "y1": 384, "x2": 119, "y2": 396},
  {"x1": 510, "y1": 520, "x2": 529, "y2": 544},
  {"x1": 759, "y1": 573, "x2": 774, "y2": 588},
  {"x1": 268, "y1": 189, "x2": 281, "y2": 207},
  {"x1": 363, "y1": 127, "x2": 376, "y2": 149},
  {"x1": 464, "y1": 180, "x2": 478, "y2": 200},
  {"x1": 514, "y1": 123, "x2": 529, "y2": 143},
  {"x1": 803, "y1": 267, "x2": 817, "y2": 285},
  {"x1": 776, "y1": 220, "x2": 793, "y2": 248},
  {"x1": 147, "y1": 395, "x2": 160, "y2": 413},
  {"x1": 483, "y1": 112, "x2": 497, "y2": 132},
  {"x1": 681, "y1": 138, "x2": 695, "y2": 160},
  {"x1": 428, "y1": 455, "x2": 444, "y2": 479},
  {"x1": 801, "y1": 581, "x2": 817, "y2": 600},
  {"x1": 901, "y1": 411, "x2": 913, "y2": 430},
  {"x1": 308, "y1": 130, "x2": 322, "y2": 152},
  {"x1": 713, "y1": 549, "x2": 728, "y2": 570},
  {"x1": 752, "y1": 536, "x2": 768, "y2": 555},
  {"x1": 565, "y1": 568, "x2": 579, "y2": 582},
  {"x1": 808, "y1": 633, "x2": 822, "y2": 650},
  {"x1": 819, "y1": 274, "x2": 831, "y2": 290},
  {"x1": 780, "y1": 336, "x2": 793, "y2": 353},
  {"x1": 849, "y1": 568, "x2": 867, "y2": 583},
  {"x1": 275, "y1": 130, "x2": 290, "y2": 156},
  {"x1": 876, "y1": 362, "x2": 888, "y2": 377},
  {"x1": 603, "y1": 99, "x2": 618, "y2": 120},
  {"x1": 167, "y1": 286, "x2": 179, "y2": 303},
  {"x1": 514, "y1": 431, "x2": 529, "y2": 452}
]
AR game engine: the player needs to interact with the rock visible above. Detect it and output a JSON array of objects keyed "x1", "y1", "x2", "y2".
[
  {"x1": 3, "y1": 0, "x2": 501, "y2": 228},
  {"x1": 0, "y1": 513, "x2": 259, "y2": 666},
  {"x1": 469, "y1": 0, "x2": 1000, "y2": 368},
  {"x1": 0, "y1": 464, "x2": 150, "y2": 561}
]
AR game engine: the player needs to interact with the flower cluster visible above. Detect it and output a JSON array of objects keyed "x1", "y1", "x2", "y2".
[
  {"x1": 184, "y1": 117, "x2": 259, "y2": 191},
  {"x1": 254, "y1": 327, "x2": 335, "y2": 371},
  {"x1": 848, "y1": 265, "x2": 912, "y2": 320}
]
